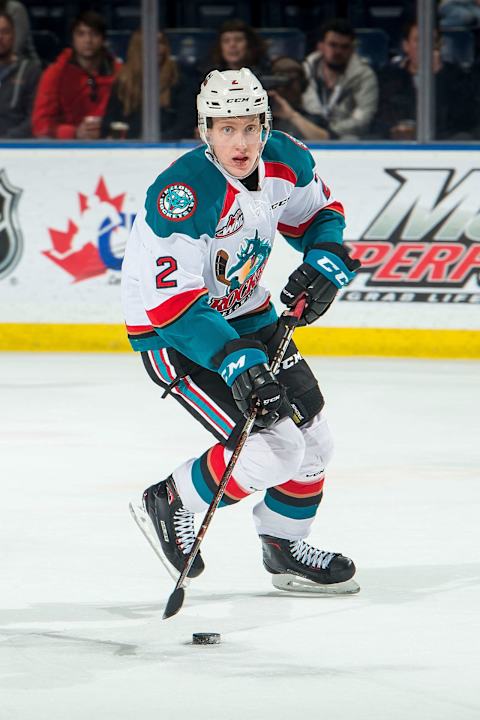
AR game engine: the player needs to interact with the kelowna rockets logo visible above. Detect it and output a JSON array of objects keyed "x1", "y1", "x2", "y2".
[{"x1": 43, "y1": 177, "x2": 135, "y2": 282}]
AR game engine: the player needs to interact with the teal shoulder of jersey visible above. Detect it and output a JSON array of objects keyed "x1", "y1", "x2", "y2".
[
  {"x1": 145, "y1": 145, "x2": 227, "y2": 239},
  {"x1": 263, "y1": 130, "x2": 315, "y2": 188}
]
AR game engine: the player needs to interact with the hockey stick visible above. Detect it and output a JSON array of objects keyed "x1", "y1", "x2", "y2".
[{"x1": 163, "y1": 295, "x2": 307, "y2": 619}]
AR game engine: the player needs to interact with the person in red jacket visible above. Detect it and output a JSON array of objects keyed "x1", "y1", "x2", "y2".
[{"x1": 32, "y1": 10, "x2": 121, "y2": 140}]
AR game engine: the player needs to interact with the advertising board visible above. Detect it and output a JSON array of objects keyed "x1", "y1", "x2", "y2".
[{"x1": 0, "y1": 145, "x2": 478, "y2": 356}]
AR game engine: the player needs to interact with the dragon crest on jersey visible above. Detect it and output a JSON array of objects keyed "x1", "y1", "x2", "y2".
[
  {"x1": 210, "y1": 231, "x2": 271, "y2": 315},
  {"x1": 157, "y1": 183, "x2": 197, "y2": 221}
]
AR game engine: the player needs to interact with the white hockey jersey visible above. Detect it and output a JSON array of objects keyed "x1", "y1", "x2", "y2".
[{"x1": 121, "y1": 130, "x2": 345, "y2": 370}]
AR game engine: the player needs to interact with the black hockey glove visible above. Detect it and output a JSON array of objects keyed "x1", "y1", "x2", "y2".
[
  {"x1": 216, "y1": 339, "x2": 288, "y2": 428},
  {"x1": 281, "y1": 242, "x2": 361, "y2": 325}
]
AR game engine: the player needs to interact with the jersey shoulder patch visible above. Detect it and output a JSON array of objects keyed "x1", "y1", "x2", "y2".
[
  {"x1": 145, "y1": 146, "x2": 227, "y2": 239},
  {"x1": 157, "y1": 182, "x2": 197, "y2": 222},
  {"x1": 263, "y1": 130, "x2": 315, "y2": 188}
]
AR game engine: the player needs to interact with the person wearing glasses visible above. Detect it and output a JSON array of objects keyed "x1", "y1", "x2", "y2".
[
  {"x1": 302, "y1": 18, "x2": 378, "y2": 140},
  {"x1": 32, "y1": 11, "x2": 121, "y2": 140}
]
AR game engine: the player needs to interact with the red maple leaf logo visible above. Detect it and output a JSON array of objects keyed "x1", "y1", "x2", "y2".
[{"x1": 44, "y1": 177, "x2": 126, "y2": 282}]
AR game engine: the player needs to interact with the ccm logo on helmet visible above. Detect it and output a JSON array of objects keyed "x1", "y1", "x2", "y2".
[{"x1": 226, "y1": 98, "x2": 249, "y2": 103}]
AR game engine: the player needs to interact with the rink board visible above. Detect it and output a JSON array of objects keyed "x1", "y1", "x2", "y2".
[
  {"x1": 0, "y1": 323, "x2": 478, "y2": 358},
  {"x1": 0, "y1": 143, "x2": 479, "y2": 357}
]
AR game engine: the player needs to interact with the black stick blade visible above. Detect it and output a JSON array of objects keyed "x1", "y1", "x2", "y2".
[{"x1": 163, "y1": 587, "x2": 185, "y2": 619}]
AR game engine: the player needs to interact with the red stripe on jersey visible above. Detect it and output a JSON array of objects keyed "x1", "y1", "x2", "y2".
[
  {"x1": 320, "y1": 177, "x2": 331, "y2": 199},
  {"x1": 277, "y1": 477, "x2": 325, "y2": 498},
  {"x1": 278, "y1": 201, "x2": 345, "y2": 238},
  {"x1": 219, "y1": 183, "x2": 240, "y2": 220},
  {"x1": 278, "y1": 208, "x2": 323, "y2": 238},
  {"x1": 207, "y1": 444, "x2": 251, "y2": 501},
  {"x1": 264, "y1": 161, "x2": 297, "y2": 185},
  {"x1": 324, "y1": 200, "x2": 345, "y2": 217},
  {"x1": 147, "y1": 288, "x2": 208, "y2": 328},
  {"x1": 126, "y1": 323, "x2": 154, "y2": 335}
]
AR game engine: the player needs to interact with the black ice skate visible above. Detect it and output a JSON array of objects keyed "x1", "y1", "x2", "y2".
[
  {"x1": 129, "y1": 476, "x2": 204, "y2": 581},
  {"x1": 260, "y1": 535, "x2": 360, "y2": 594}
]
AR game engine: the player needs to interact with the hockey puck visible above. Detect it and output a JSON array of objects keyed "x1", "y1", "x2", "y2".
[{"x1": 192, "y1": 633, "x2": 221, "y2": 645}]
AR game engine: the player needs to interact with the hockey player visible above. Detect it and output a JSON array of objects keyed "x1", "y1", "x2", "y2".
[{"x1": 122, "y1": 68, "x2": 361, "y2": 594}]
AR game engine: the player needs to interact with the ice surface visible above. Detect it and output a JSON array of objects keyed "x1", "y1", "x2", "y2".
[{"x1": 1, "y1": 353, "x2": 479, "y2": 720}]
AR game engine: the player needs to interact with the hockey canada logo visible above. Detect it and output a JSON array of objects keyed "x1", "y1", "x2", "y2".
[
  {"x1": 215, "y1": 208, "x2": 244, "y2": 238},
  {"x1": 44, "y1": 177, "x2": 134, "y2": 282},
  {"x1": 157, "y1": 183, "x2": 196, "y2": 221},
  {"x1": 211, "y1": 230, "x2": 271, "y2": 315},
  {"x1": 344, "y1": 168, "x2": 480, "y2": 304},
  {"x1": 0, "y1": 169, "x2": 23, "y2": 280}
]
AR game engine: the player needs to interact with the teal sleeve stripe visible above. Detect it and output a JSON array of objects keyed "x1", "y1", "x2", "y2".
[
  {"x1": 219, "y1": 347, "x2": 268, "y2": 386},
  {"x1": 281, "y1": 211, "x2": 345, "y2": 255},
  {"x1": 284, "y1": 235, "x2": 305, "y2": 253},
  {"x1": 300, "y1": 210, "x2": 346, "y2": 254},
  {"x1": 153, "y1": 296, "x2": 239, "y2": 370}
]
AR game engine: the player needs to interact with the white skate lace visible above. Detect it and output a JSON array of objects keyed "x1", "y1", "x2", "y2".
[
  {"x1": 290, "y1": 540, "x2": 336, "y2": 569},
  {"x1": 173, "y1": 507, "x2": 196, "y2": 554}
]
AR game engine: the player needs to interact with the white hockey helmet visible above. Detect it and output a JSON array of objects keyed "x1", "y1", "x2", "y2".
[{"x1": 197, "y1": 68, "x2": 271, "y2": 147}]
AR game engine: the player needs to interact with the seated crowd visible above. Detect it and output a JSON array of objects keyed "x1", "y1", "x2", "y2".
[{"x1": 0, "y1": 5, "x2": 479, "y2": 142}]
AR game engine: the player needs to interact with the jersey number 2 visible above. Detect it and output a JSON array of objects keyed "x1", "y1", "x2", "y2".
[{"x1": 156, "y1": 256, "x2": 178, "y2": 288}]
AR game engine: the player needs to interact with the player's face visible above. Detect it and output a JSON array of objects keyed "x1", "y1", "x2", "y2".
[{"x1": 209, "y1": 116, "x2": 262, "y2": 177}]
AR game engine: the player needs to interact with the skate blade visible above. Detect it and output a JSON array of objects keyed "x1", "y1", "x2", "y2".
[
  {"x1": 128, "y1": 502, "x2": 189, "y2": 586},
  {"x1": 271, "y1": 573, "x2": 360, "y2": 595}
]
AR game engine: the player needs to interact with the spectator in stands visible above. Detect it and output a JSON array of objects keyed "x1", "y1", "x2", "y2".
[
  {"x1": 267, "y1": 57, "x2": 331, "y2": 140},
  {"x1": 204, "y1": 19, "x2": 270, "y2": 77},
  {"x1": 32, "y1": 11, "x2": 121, "y2": 140},
  {"x1": 0, "y1": 0, "x2": 37, "y2": 60},
  {"x1": 373, "y1": 21, "x2": 475, "y2": 140},
  {"x1": 0, "y1": 11, "x2": 40, "y2": 138},
  {"x1": 101, "y1": 30, "x2": 196, "y2": 140},
  {"x1": 302, "y1": 19, "x2": 378, "y2": 140},
  {"x1": 439, "y1": 0, "x2": 480, "y2": 28}
]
